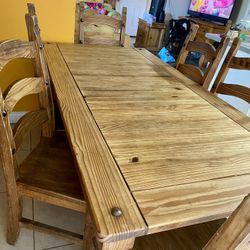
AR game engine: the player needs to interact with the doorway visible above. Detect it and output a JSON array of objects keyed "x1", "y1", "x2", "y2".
[{"x1": 116, "y1": 0, "x2": 151, "y2": 36}]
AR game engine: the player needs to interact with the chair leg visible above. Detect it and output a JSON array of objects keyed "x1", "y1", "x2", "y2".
[
  {"x1": 6, "y1": 196, "x2": 22, "y2": 245},
  {"x1": 83, "y1": 212, "x2": 96, "y2": 250}
]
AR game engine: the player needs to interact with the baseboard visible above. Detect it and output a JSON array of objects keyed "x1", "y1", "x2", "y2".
[{"x1": 10, "y1": 112, "x2": 27, "y2": 124}]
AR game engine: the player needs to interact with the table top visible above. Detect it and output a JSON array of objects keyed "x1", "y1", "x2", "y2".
[{"x1": 45, "y1": 43, "x2": 250, "y2": 242}]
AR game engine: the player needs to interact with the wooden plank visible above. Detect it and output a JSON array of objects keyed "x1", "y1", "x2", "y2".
[
  {"x1": 45, "y1": 44, "x2": 146, "y2": 243},
  {"x1": 135, "y1": 48, "x2": 250, "y2": 132},
  {"x1": 204, "y1": 194, "x2": 250, "y2": 250},
  {"x1": 4, "y1": 77, "x2": 43, "y2": 113},
  {"x1": 133, "y1": 175, "x2": 250, "y2": 234},
  {"x1": 0, "y1": 40, "x2": 36, "y2": 70}
]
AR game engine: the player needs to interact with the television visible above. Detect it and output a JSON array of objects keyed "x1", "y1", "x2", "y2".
[{"x1": 188, "y1": 0, "x2": 236, "y2": 25}]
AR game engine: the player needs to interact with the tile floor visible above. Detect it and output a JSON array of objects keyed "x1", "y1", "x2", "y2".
[{"x1": 0, "y1": 129, "x2": 85, "y2": 250}]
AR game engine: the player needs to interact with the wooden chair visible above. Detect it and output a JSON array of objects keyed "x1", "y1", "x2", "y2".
[
  {"x1": 0, "y1": 11, "x2": 88, "y2": 248},
  {"x1": 77, "y1": 3, "x2": 127, "y2": 46},
  {"x1": 133, "y1": 193, "x2": 250, "y2": 249},
  {"x1": 212, "y1": 37, "x2": 250, "y2": 105},
  {"x1": 176, "y1": 23, "x2": 230, "y2": 90}
]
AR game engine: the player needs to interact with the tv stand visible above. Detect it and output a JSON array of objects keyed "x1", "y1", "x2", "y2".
[{"x1": 182, "y1": 17, "x2": 232, "y2": 42}]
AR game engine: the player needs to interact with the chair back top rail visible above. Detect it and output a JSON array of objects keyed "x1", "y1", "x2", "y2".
[{"x1": 0, "y1": 40, "x2": 36, "y2": 70}]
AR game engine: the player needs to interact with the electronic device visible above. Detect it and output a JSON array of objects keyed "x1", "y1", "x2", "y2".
[
  {"x1": 149, "y1": 0, "x2": 166, "y2": 22},
  {"x1": 188, "y1": 0, "x2": 237, "y2": 25}
]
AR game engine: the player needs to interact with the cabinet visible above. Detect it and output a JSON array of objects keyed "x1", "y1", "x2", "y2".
[{"x1": 135, "y1": 18, "x2": 166, "y2": 51}]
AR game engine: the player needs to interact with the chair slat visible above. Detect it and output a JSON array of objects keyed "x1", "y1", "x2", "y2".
[
  {"x1": 82, "y1": 13, "x2": 121, "y2": 29},
  {"x1": 20, "y1": 218, "x2": 83, "y2": 245},
  {"x1": 4, "y1": 77, "x2": 44, "y2": 114},
  {"x1": 177, "y1": 64, "x2": 204, "y2": 85},
  {"x1": 84, "y1": 36, "x2": 120, "y2": 46},
  {"x1": 186, "y1": 41, "x2": 216, "y2": 62},
  {"x1": 13, "y1": 110, "x2": 48, "y2": 151},
  {"x1": 229, "y1": 57, "x2": 250, "y2": 70},
  {"x1": 216, "y1": 83, "x2": 250, "y2": 104},
  {"x1": 0, "y1": 40, "x2": 36, "y2": 70}
]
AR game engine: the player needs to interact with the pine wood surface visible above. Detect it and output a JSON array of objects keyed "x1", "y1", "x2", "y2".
[
  {"x1": 45, "y1": 43, "x2": 250, "y2": 243},
  {"x1": 44, "y1": 44, "x2": 146, "y2": 244},
  {"x1": 204, "y1": 193, "x2": 250, "y2": 250}
]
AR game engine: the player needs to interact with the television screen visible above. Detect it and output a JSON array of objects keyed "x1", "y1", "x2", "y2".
[{"x1": 189, "y1": 0, "x2": 236, "y2": 20}]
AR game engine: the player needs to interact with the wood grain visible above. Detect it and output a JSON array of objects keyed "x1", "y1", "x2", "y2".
[
  {"x1": 135, "y1": 47, "x2": 250, "y2": 131},
  {"x1": 25, "y1": 7, "x2": 55, "y2": 137},
  {"x1": 4, "y1": 77, "x2": 43, "y2": 113},
  {"x1": 0, "y1": 40, "x2": 36, "y2": 70},
  {"x1": 134, "y1": 175, "x2": 250, "y2": 234},
  {"x1": 133, "y1": 219, "x2": 225, "y2": 250},
  {"x1": 13, "y1": 110, "x2": 48, "y2": 151},
  {"x1": 47, "y1": 43, "x2": 250, "y2": 245},
  {"x1": 45, "y1": 44, "x2": 146, "y2": 243},
  {"x1": 204, "y1": 193, "x2": 250, "y2": 250}
]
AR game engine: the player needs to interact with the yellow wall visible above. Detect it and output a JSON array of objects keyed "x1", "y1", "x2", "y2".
[{"x1": 0, "y1": 0, "x2": 76, "y2": 110}]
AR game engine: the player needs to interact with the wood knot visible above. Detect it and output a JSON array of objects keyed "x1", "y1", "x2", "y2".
[{"x1": 131, "y1": 157, "x2": 139, "y2": 163}]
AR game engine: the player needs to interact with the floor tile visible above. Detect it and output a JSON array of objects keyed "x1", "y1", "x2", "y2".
[
  {"x1": 44, "y1": 243, "x2": 82, "y2": 250},
  {"x1": 34, "y1": 232, "x2": 72, "y2": 250},
  {"x1": 34, "y1": 201, "x2": 85, "y2": 250},
  {"x1": 0, "y1": 193, "x2": 34, "y2": 250}
]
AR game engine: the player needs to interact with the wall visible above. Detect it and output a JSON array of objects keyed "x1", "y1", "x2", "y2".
[
  {"x1": 165, "y1": 0, "x2": 190, "y2": 19},
  {"x1": 0, "y1": 0, "x2": 76, "y2": 111}
]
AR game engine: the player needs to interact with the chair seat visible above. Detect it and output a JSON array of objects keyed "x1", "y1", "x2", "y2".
[
  {"x1": 18, "y1": 132, "x2": 84, "y2": 201},
  {"x1": 133, "y1": 219, "x2": 225, "y2": 250}
]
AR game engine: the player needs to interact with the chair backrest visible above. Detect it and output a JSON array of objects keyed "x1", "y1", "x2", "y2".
[
  {"x1": 204, "y1": 193, "x2": 250, "y2": 250},
  {"x1": 176, "y1": 23, "x2": 230, "y2": 90},
  {"x1": 25, "y1": 3, "x2": 55, "y2": 135},
  {"x1": 77, "y1": 3, "x2": 127, "y2": 46},
  {"x1": 212, "y1": 37, "x2": 250, "y2": 105},
  {"x1": 0, "y1": 39, "x2": 50, "y2": 202}
]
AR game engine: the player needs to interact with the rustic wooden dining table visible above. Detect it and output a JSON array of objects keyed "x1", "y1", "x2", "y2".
[{"x1": 45, "y1": 43, "x2": 250, "y2": 249}]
